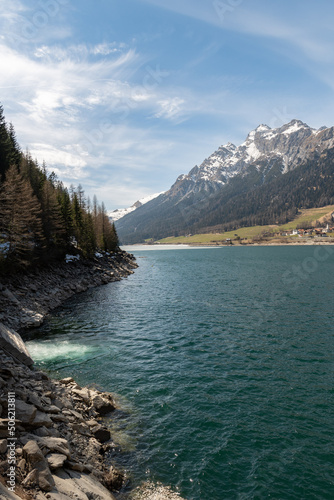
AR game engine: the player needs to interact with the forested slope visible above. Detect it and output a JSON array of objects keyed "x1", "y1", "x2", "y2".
[
  {"x1": 117, "y1": 149, "x2": 334, "y2": 243},
  {"x1": 0, "y1": 105, "x2": 118, "y2": 272}
]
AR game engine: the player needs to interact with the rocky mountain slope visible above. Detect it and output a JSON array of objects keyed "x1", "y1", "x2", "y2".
[{"x1": 116, "y1": 120, "x2": 334, "y2": 243}]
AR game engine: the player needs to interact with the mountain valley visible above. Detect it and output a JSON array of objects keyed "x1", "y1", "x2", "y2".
[{"x1": 116, "y1": 120, "x2": 334, "y2": 244}]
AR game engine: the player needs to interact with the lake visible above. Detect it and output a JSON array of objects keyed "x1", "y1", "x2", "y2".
[{"x1": 25, "y1": 246, "x2": 334, "y2": 499}]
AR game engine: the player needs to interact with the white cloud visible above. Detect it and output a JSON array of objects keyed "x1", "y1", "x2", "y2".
[
  {"x1": 155, "y1": 97, "x2": 185, "y2": 120},
  {"x1": 2, "y1": 0, "x2": 333, "y2": 211},
  {"x1": 0, "y1": 0, "x2": 27, "y2": 17},
  {"x1": 29, "y1": 143, "x2": 87, "y2": 178},
  {"x1": 91, "y1": 42, "x2": 127, "y2": 56},
  {"x1": 0, "y1": 0, "x2": 72, "y2": 47},
  {"x1": 0, "y1": 42, "x2": 141, "y2": 120},
  {"x1": 34, "y1": 42, "x2": 129, "y2": 61}
]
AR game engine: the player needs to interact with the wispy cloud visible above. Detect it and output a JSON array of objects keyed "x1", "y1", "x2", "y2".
[
  {"x1": 34, "y1": 42, "x2": 129, "y2": 61},
  {"x1": 0, "y1": 41, "x2": 140, "y2": 116},
  {"x1": 154, "y1": 97, "x2": 186, "y2": 121},
  {"x1": 0, "y1": 0, "x2": 72, "y2": 47},
  {"x1": 138, "y1": 0, "x2": 334, "y2": 74},
  {"x1": 1, "y1": 0, "x2": 333, "y2": 209}
]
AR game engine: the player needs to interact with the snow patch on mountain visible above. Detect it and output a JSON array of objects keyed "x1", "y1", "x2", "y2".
[
  {"x1": 109, "y1": 206, "x2": 137, "y2": 222},
  {"x1": 166, "y1": 119, "x2": 334, "y2": 199},
  {"x1": 109, "y1": 192, "x2": 164, "y2": 222},
  {"x1": 256, "y1": 124, "x2": 271, "y2": 133},
  {"x1": 244, "y1": 141, "x2": 262, "y2": 162},
  {"x1": 283, "y1": 121, "x2": 309, "y2": 135}
]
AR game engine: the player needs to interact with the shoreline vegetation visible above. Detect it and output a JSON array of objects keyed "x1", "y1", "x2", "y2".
[{"x1": 0, "y1": 253, "x2": 183, "y2": 499}]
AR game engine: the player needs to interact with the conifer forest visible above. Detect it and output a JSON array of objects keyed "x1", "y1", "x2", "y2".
[{"x1": 0, "y1": 105, "x2": 119, "y2": 273}]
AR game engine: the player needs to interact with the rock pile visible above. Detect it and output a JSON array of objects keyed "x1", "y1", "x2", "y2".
[
  {"x1": 0, "y1": 250, "x2": 138, "y2": 332},
  {"x1": 0, "y1": 349, "x2": 123, "y2": 499},
  {"x1": 0, "y1": 251, "x2": 136, "y2": 498},
  {"x1": 0, "y1": 250, "x2": 186, "y2": 500}
]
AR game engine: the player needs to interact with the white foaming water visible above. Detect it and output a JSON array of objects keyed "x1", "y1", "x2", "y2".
[{"x1": 26, "y1": 340, "x2": 92, "y2": 362}]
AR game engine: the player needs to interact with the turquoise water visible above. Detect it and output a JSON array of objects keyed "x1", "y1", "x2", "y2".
[{"x1": 25, "y1": 246, "x2": 334, "y2": 499}]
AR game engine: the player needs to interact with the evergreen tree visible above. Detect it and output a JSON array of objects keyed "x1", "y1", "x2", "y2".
[
  {"x1": 0, "y1": 164, "x2": 45, "y2": 269},
  {"x1": 0, "y1": 105, "x2": 120, "y2": 270},
  {"x1": 81, "y1": 211, "x2": 97, "y2": 257},
  {"x1": 57, "y1": 185, "x2": 74, "y2": 242},
  {"x1": 0, "y1": 105, "x2": 11, "y2": 180},
  {"x1": 106, "y1": 221, "x2": 119, "y2": 251},
  {"x1": 40, "y1": 178, "x2": 67, "y2": 257},
  {"x1": 20, "y1": 150, "x2": 45, "y2": 198},
  {"x1": 8, "y1": 122, "x2": 21, "y2": 169},
  {"x1": 72, "y1": 192, "x2": 84, "y2": 240}
]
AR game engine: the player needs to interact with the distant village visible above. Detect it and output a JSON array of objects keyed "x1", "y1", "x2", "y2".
[
  {"x1": 280, "y1": 224, "x2": 334, "y2": 238},
  {"x1": 224, "y1": 211, "x2": 334, "y2": 245},
  {"x1": 280, "y1": 212, "x2": 334, "y2": 238}
]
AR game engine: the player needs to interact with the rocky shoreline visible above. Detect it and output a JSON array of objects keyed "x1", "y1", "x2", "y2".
[
  {"x1": 0, "y1": 252, "x2": 184, "y2": 499},
  {"x1": 0, "y1": 251, "x2": 138, "y2": 333}
]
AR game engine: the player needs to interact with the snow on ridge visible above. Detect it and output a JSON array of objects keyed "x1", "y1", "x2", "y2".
[
  {"x1": 262, "y1": 130, "x2": 278, "y2": 140},
  {"x1": 139, "y1": 192, "x2": 164, "y2": 205},
  {"x1": 110, "y1": 192, "x2": 164, "y2": 222},
  {"x1": 256, "y1": 124, "x2": 271, "y2": 132},
  {"x1": 247, "y1": 130, "x2": 256, "y2": 141},
  {"x1": 221, "y1": 142, "x2": 237, "y2": 150},
  {"x1": 244, "y1": 141, "x2": 262, "y2": 161},
  {"x1": 160, "y1": 119, "x2": 332, "y2": 198},
  {"x1": 282, "y1": 121, "x2": 307, "y2": 135},
  {"x1": 246, "y1": 124, "x2": 271, "y2": 142},
  {"x1": 109, "y1": 206, "x2": 137, "y2": 222},
  {"x1": 200, "y1": 119, "x2": 321, "y2": 181}
]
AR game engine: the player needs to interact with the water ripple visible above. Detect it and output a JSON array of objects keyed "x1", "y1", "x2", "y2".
[{"x1": 25, "y1": 247, "x2": 334, "y2": 500}]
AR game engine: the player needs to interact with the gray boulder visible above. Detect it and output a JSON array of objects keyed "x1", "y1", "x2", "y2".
[
  {"x1": 22, "y1": 440, "x2": 55, "y2": 492},
  {"x1": 46, "y1": 453, "x2": 67, "y2": 470},
  {"x1": 15, "y1": 400, "x2": 37, "y2": 425},
  {"x1": 0, "y1": 323, "x2": 33, "y2": 366}
]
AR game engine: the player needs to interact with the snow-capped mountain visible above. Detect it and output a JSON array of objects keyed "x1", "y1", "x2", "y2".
[
  {"x1": 109, "y1": 192, "x2": 164, "y2": 222},
  {"x1": 170, "y1": 119, "x2": 334, "y2": 202},
  {"x1": 116, "y1": 119, "x2": 334, "y2": 243}
]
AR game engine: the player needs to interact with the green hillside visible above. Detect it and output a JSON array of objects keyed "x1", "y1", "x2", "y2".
[{"x1": 157, "y1": 205, "x2": 334, "y2": 245}]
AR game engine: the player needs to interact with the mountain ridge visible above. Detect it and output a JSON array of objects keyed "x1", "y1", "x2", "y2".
[
  {"x1": 116, "y1": 120, "x2": 334, "y2": 243},
  {"x1": 109, "y1": 192, "x2": 164, "y2": 222}
]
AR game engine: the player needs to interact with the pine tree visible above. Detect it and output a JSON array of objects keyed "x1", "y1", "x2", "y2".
[
  {"x1": 77, "y1": 184, "x2": 85, "y2": 209},
  {"x1": 0, "y1": 164, "x2": 45, "y2": 269},
  {"x1": 105, "y1": 221, "x2": 119, "y2": 251},
  {"x1": 57, "y1": 185, "x2": 74, "y2": 243},
  {"x1": 40, "y1": 178, "x2": 67, "y2": 257},
  {"x1": 81, "y1": 211, "x2": 97, "y2": 257},
  {"x1": 20, "y1": 150, "x2": 45, "y2": 198},
  {"x1": 0, "y1": 105, "x2": 121, "y2": 270},
  {"x1": 0, "y1": 105, "x2": 11, "y2": 180},
  {"x1": 8, "y1": 123, "x2": 21, "y2": 169},
  {"x1": 72, "y1": 192, "x2": 84, "y2": 238}
]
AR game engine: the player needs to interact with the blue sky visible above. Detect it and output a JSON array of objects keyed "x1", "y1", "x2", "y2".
[{"x1": 1, "y1": 0, "x2": 334, "y2": 210}]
